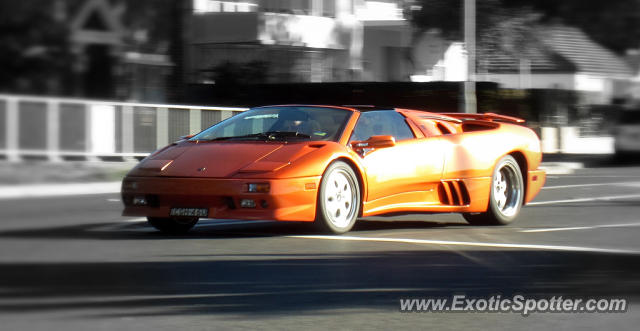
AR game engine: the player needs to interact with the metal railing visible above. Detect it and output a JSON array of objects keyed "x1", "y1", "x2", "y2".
[{"x1": 0, "y1": 94, "x2": 248, "y2": 161}]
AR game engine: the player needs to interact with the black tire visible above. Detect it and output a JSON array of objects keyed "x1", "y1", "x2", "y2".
[
  {"x1": 315, "y1": 161, "x2": 361, "y2": 234},
  {"x1": 463, "y1": 155, "x2": 524, "y2": 225},
  {"x1": 147, "y1": 217, "x2": 199, "y2": 234}
]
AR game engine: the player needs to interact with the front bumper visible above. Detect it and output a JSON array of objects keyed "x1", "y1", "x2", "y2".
[{"x1": 122, "y1": 176, "x2": 321, "y2": 222}]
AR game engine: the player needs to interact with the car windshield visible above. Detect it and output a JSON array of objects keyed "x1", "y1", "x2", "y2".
[{"x1": 191, "y1": 106, "x2": 353, "y2": 142}]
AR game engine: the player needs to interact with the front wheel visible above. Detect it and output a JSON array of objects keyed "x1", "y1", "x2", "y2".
[
  {"x1": 147, "y1": 217, "x2": 199, "y2": 234},
  {"x1": 463, "y1": 155, "x2": 524, "y2": 225},
  {"x1": 315, "y1": 161, "x2": 361, "y2": 234}
]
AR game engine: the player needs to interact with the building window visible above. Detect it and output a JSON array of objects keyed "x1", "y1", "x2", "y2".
[{"x1": 193, "y1": 0, "x2": 258, "y2": 14}]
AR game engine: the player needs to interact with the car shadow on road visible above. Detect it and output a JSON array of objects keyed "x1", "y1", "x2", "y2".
[
  {"x1": 0, "y1": 249, "x2": 638, "y2": 318},
  {"x1": 0, "y1": 217, "x2": 470, "y2": 241}
]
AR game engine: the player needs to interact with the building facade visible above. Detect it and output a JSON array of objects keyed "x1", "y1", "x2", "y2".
[
  {"x1": 185, "y1": 0, "x2": 411, "y2": 84},
  {"x1": 410, "y1": 25, "x2": 633, "y2": 105}
]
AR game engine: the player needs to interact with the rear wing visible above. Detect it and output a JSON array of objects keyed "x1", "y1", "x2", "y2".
[{"x1": 438, "y1": 112, "x2": 525, "y2": 124}]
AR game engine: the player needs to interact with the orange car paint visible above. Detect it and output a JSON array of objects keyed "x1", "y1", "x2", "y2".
[{"x1": 122, "y1": 105, "x2": 545, "y2": 222}]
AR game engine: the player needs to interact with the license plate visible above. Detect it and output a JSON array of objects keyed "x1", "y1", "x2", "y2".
[{"x1": 170, "y1": 208, "x2": 208, "y2": 217}]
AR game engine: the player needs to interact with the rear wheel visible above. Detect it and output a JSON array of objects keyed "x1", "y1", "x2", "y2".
[
  {"x1": 147, "y1": 217, "x2": 199, "y2": 234},
  {"x1": 463, "y1": 155, "x2": 524, "y2": 225},
  {"x1": 315, "y1": 161, "x2": 361, "y2": 234}
]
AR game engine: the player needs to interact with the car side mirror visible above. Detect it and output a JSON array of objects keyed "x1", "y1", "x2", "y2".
[
  {"x1": 180, "y1": 134, "x2": 195, "y2": 140},
  {"x1": 350, "y1": 135, "x2": 396, "y2": 153}
]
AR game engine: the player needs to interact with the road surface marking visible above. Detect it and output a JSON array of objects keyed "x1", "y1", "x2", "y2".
[
  {"x1": 542, "y1": 182, "x2": 640, "y2": 190},
  {"x1": 521, "y1": 222, "x2": 640, "y2": 233},
  {"x1": 540, "y1": 162, "x2": 584, "y2": 168},
  {"x1": 521, "y1": 226, "x2": 594, "y2": 233},
  {"x1": 527, "y1": 194, "x2": 640, "y2": 206},
  {"x1": 89, "y1": 218, "x2": 147, "y2": 231},
  {"x1": 124, "y1": 217, "x2": 147, "y2": 223},
  {"x1": 550, "y1": 175, "x2": 640, "y2": 178},
  {"x1": 288, "y1": 235, "x2": 639, "y2": 254}
]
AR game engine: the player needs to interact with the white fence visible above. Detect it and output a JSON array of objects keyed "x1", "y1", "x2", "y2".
[
  {"x1": 0, "y1": 94, "x2": 247, "y2": 161},
  {"x1": 1, "y1": 94, "x2": 614, "y2": 161},
  {"x1": 540, "y1": 127, "x2": 613, "y2": 154}
]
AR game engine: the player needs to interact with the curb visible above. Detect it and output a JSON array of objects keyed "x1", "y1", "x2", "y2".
[
  {"x1": 539, "y1": 162, "x2": 584, "y2": 175},
  {"x1": 0, "y1": 182, "x2": 121, "y2": 200}
]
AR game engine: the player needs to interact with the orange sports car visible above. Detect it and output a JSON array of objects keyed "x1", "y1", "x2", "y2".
[{"x1": 122, "y1": 105, "x2": 545, "y2": 234}]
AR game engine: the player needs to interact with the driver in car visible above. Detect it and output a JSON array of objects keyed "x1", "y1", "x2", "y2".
[{"x1": 271, "y1": 109, "x2": 318, "y2": 135}]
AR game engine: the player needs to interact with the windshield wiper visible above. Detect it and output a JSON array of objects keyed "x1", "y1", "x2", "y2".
[
  {"x1": 205, "y1": 131, "x2": 311, "y2": 141},
  {"x1": 263, "y1": 131, "x2": 311, "y2": 139},
  {"x1": 206, "y1": 133, "x2": 270, "y2": 141}
]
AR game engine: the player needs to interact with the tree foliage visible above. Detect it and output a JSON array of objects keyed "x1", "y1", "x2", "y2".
[
  {"x1": 505, "y1": 0, "x2": 640, "y2": 53},
  {"x1": 407, "y1": 0, "x2": 512, "y2": 39},
  {"x1": 407, "y1": 0, "x2": 544, "y2": 63},
  {"x1": 0, "y1": 0, "x2": 177, "y2": 96},
  {"x1": 0, "y1": 1, "x2": 71, "y2": 94},
  {"x1": 408, "y1": 0, "x2": 640, "y2": 54}
]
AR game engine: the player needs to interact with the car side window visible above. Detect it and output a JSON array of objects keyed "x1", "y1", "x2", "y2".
[{"x1": 350, "y1": 111, "x2": 415, "y2": 142}]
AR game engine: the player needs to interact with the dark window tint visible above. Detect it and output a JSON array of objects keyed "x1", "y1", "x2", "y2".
[{"x1": 350, "y1": 111, "x2": 415, "y2": 142}]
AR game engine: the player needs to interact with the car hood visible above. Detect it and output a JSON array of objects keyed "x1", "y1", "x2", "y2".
[{"x1": 128, "y1": 141, "x2": 326, "y2": 178}]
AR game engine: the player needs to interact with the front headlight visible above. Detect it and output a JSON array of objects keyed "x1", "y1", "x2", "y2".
[
  {"x1": 246, "y1": 183, "x2": 270, "y2": 193},
  {"x1": 122, "y1": 180, "x2": 138, "y2": 190}
]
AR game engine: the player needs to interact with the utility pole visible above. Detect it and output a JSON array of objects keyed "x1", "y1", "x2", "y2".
[{"x1": 463, "y1": 0, "x2": 477, "y2": 113}]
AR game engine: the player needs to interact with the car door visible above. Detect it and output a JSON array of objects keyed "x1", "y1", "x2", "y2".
[{"x1": 350, "y1": 111, "x2": 445, "y2": 203}]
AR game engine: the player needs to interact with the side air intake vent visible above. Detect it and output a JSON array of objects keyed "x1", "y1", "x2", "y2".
[{"x1": 438, "y1": 180, "x2": 470, "y2": 206}]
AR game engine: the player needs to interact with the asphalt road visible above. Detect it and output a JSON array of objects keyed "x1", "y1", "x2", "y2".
[{"x1": 1, "y1": 165, "x2": 640, "y2": 330}]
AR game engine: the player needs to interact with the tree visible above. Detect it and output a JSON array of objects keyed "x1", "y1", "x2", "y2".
[
  {"x1": 504, "y1": 0, "x2": 640, "y2": 54},
  {"x1": 0, "y1": 1, "x2": 72, "y2": 94},
  {"x1": 481, "y1": 7, "x2": 545, "y2": 87},
  {"x1": 407, "y1": 0, "x2": 545, "y2": 81},
  {"x1": 406, "y1": 0, "x2": 507, "y2": 40},
  {"x1": 407, "y1": 0, "x2": 640, "y2": 57}
]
